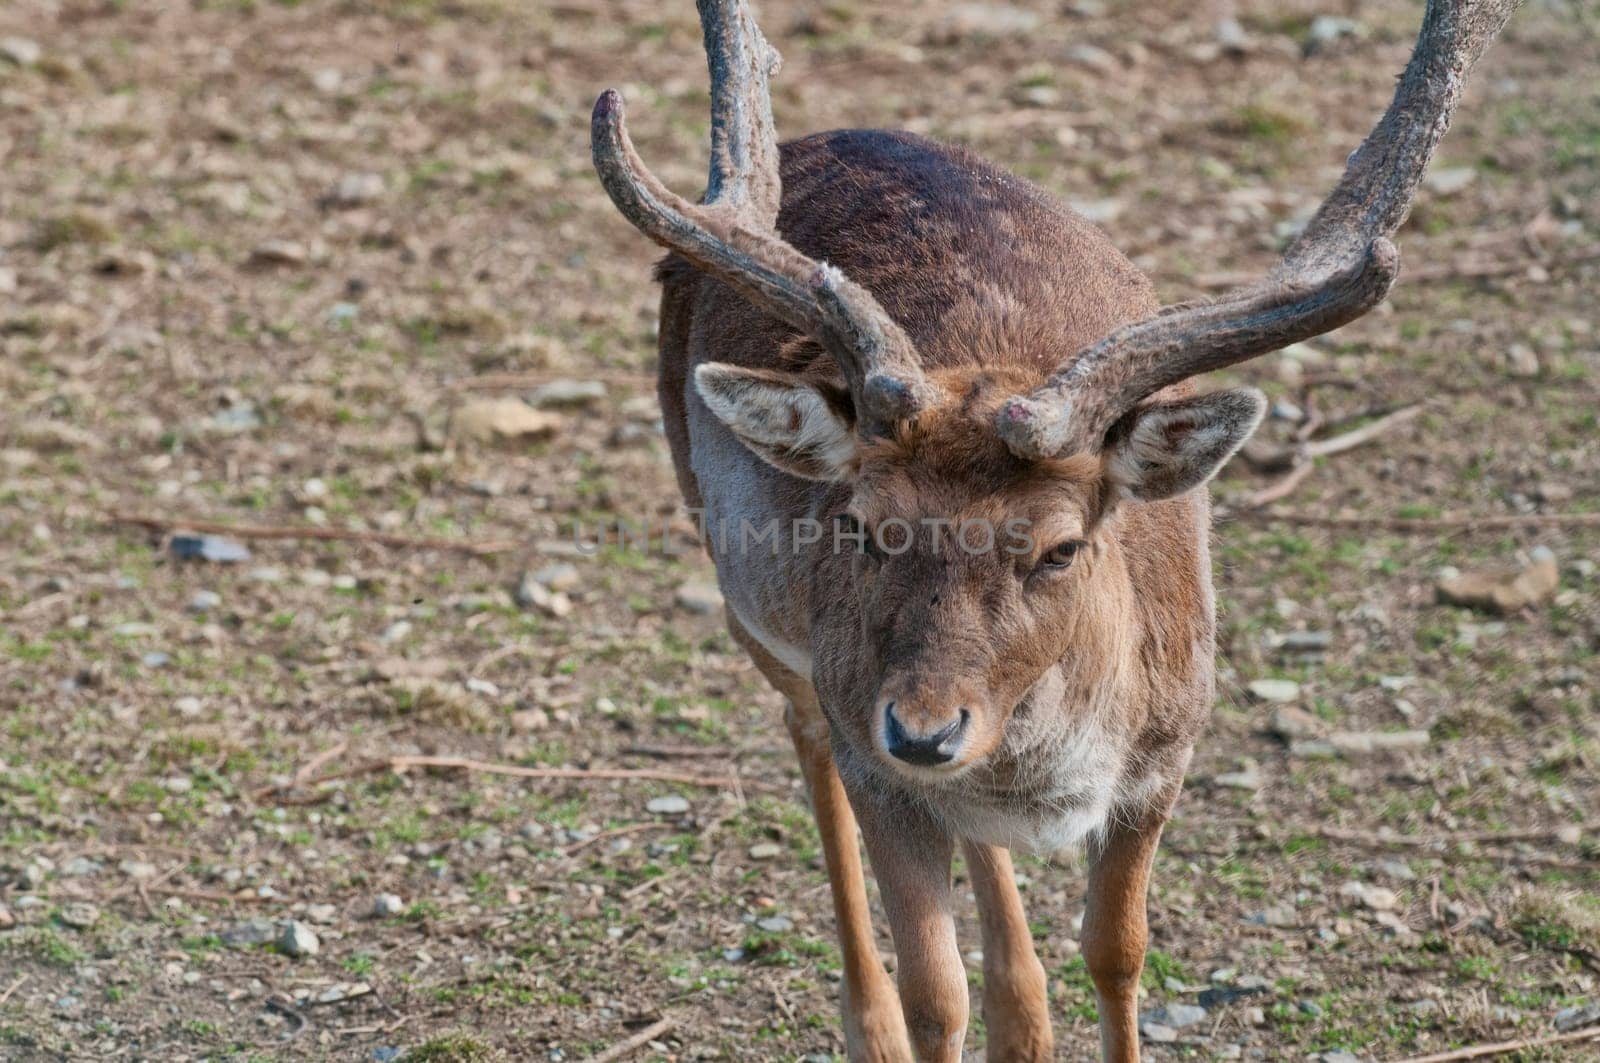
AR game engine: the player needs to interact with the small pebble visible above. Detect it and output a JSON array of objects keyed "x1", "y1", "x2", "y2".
[{"x1": 278, "y1": 920, "x2": 321, "y2": 958}]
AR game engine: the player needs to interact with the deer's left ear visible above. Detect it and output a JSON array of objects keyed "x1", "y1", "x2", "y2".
[{"x1": 1103, "y1": 388, "x2": 1266, "y2": 502}]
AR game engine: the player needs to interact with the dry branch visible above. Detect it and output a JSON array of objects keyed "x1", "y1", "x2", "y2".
[
  {"x1": 588, "y1": 1017, "x2": 675, "y2": 1063},
  {"x1": 1236, "y1": 510, "x2": 1600, "y2": 532},
  {"x1": 0, "y1": 975, "x2": 27, "y2": 1006},
  {"x1": 1245, "y1": 461, "x2": 1317, "y2": 509},
  {"x1": 449, "y1": 370, "x2": 655, "y2": 391},
  {"x1": 1388, "y1": 1024, "x2": 1600, "y2": 1062},
  {"x1": 109, "y1": 512, "x2": 518, "y2": 557},
  {"x1": 273, "y1": 754, "x2": 776, "y2": 799},
  {"x1": 1193, "y1": 241, "x2": 1600, "y2": 290},
  {"x1": 1240, "y1": 403, "x2": 1423, "y2": 508},
  {"x1": 1311, "y1": 823, "x2": 1597, "y2": 850}
]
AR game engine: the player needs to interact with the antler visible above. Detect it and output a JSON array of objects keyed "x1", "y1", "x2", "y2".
[
  {"x1": 997, "y1": 0, "x2": 1524, "y2": 461},
  {"x1": 590, "y1": 0, "x2": 934, "y2": 438}
]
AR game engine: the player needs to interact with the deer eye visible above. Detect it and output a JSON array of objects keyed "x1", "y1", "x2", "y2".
[{"x1": 1039, "y1": 540, "x2": 1083, "y2": 571}]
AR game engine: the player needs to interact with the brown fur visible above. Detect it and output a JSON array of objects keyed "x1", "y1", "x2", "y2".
[{"x1": 655, "y1": 131, "x2": 1214, "y2": 1061}]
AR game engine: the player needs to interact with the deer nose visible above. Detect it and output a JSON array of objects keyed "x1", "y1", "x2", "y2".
[{"x1": 882, "y1": 702, "x2": 970, "y2": 767}]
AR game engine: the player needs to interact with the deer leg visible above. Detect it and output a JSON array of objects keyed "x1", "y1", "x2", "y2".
[
  {"x1": 785, "y1": 695, "x2": 913, "y2": 1061},
  {"x1": 854, "y1": 794, "x2": 967, "y2": 1062},
  {"x1": 1081, "y1": 812, "x2": 1167, "y2": 1063},
  {"x1": 962, "y1": 841, "x2": 1052, "y2": 1062},
  {"x1": 726, "y1": 616, "x2": 911, "y2": 1061}
]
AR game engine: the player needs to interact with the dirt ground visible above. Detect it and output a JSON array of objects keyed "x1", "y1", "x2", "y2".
[{"x1": 1, "y1": 0, "x2": 1597, "y2": 1060}]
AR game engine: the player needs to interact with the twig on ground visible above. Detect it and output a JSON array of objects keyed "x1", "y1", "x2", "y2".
[
  {"x1": 448, "y1": 370, "x2": 655, "y2": 392},
  {"x1": 145, "y1": 885, "x2": 268, "y2": 904},
  {"x1": 1388, "y1": 1024, "x2": 1600, "y2": 1062},
  {"x1": 1192, "y1": 242, "x2": 1600, "y2": 289},
  {"x1": 109, "y1": 512, "x2": 518, "y2": 557},
  {"x1": 621, "y1": 867, "x2": 684, "y2": 900},
  {"x1": 564, "y1": 822, "x2": 674, "y2": 855},
  {"x1": 280, "y1": 754, "x2": 776, "y2": 799},
  {"x1": 1241, "y1": 403, "x2": 1422, "y2": 509},
  {"x1": 588, "y1": 1017, "x2": 675, "y2": 1063},
  {"x1": 1235, "y1": 510, "x2": 1600, "y2": 532},
  {"x1": 1245, "y1": 460, "x2": 1317, "y2": 509},
  {"x1": 1313, "y1": 823, "x2": 1597, "y2": 848},
  {"x1": 252, "y1": 742, "x2": 350, "y2": 801},
  {"x1": 621, "y1": 744, "x2": 741, "y2": 760},
  {"x1": 1303, "y1": 404, "x2": 1423, "y2": 459},
  {"x1": 0, "y1": 974, "x2": 27, "y2": 1006}
]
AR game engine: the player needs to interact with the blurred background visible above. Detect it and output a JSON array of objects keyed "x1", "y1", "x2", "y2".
[{"x1": 0, "y1": 0, "x2": 1596, "y2": 1059}]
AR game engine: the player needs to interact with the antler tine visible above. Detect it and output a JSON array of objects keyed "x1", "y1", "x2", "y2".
[
  {"x1": 698, "y1": 0, "x2": 782, "y2": 221},
  {"x1": 998, "y1": 0, "x2": 1523, "y2": 462},
  {"x1": 591, "y1": 1, "x2": 933, "y2": 437}
]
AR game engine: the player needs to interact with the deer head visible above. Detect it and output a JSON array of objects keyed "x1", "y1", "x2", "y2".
[{"x1": 593, "y1": 0, "x2": 1522, "y2": 779}]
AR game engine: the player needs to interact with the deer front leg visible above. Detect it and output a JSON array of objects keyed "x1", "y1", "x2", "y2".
[
  {"x1": 1081, "y1": 812, "x2": 1167, "y2": 1063},
  {"x1": 962, "y1": 841, "x2": 1053, "y2": 1062},
  {"x1": 784, "y1": 697, "x2": 913, "y2": 1062},
  {"x1": 854, "y1": 792, "x2": 967, "y2": 1062}
]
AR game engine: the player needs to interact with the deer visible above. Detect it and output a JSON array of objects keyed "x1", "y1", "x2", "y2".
[{"x1": 589, "y1": 1, "x2": 1520, "y2": 1059}]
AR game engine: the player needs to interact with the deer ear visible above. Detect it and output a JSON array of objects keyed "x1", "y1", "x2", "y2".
[
  {"x1": 1104, "y1": 388, "x2": 1266, "y2": 502},
  {"x1": 694, "y1": 363, "x2": 858, "y2": 482}
]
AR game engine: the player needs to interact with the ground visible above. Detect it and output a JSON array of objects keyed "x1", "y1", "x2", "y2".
[{"x1": 0, "y1": 0, "x2": 1597, "y2": 1060}]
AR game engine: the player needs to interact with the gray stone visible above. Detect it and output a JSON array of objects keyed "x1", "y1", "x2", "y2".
[
  {"x1": 1424, "y1": 167, "x2": 1478, "y2": 197},
  {"x1": 1064, "y1": 44, "x2": 1118, "y2": 74},
  {"x1": 1504, "y1": 343, "x2": 1541, "y2": 378},
  {"x1": 1554, "y1": 1003, "x2": 1600, "y2": 1032},
  {"x1": 1250, "y1": 903, "x2": 1298, "y2": 928},
  {"x1": 515, "y1": 574, "x2": 573, "y2": 618},
  {"x1": 1327, "y1": 730, "x2": 1430, "y2": 758},
  {"x1": 327, "y1": 172, "x2": 385, "y2": 207},
  {"x1": 1215, "y1": 17, "x2": 1251, "y2": 53},
  {"x1": 1139, "y1": 1020, "x2": 1178, "y2": 1043},
  {"x1": 756, "y1": 915, "x2": 793, "y2": 933},
  {"x1": 208, "y1": 403, "x2": 262, "y2": 434},
  {"x1": 188, "y1": 590, "x2": 222, "y2": 613},
  {"x1": 0, "y1": 37, "x2": 42, "y2": 66},
  {"x1": 1247, "y1": 678, "x2": 1300, "y2": 704},
  {"x1": 529, "y1": 563, "x2": 581, "y2": 593},
  {"x1": 1214, "y1": 760, "x2": 1263, "y2": 792},
  {"x1": 170, "y1": 534, "x2": 251, "y2": 563},
  {"x1": 221, "y1": 918, "x2": 278, "y2": 949},
  {"x1": 1339, "y1": 881, "x2": 1400, "y2": 911},
  {"x1": 1143, "y1": 1003, "x2": 1208, "y2": 1030},
  {"x1": 373, "y1": 893, "x2": 404, "y2": 918},
  {"x1": 646, "y1": 795, "x2": 691, "y2": 816},
  {"x1": 528, "y1": 379, "x2": 607, "y2": 409},
  {"x1": 748, "y1": 842, "x2": 783, "y2": 861},
  {"x1": 937, "y1": 4, "x2": 1042, "y2": 40},
  {"x1": 1270, "y1": 705, "x2": 1324, "y2": 740},
  {"x1": 674, "y1": 581, "x2": 724, "y2": 616},
  {"x1": 1306, "y1": 15, "x2": 1361, "y2": 51},
  {"x1": 278, "y1": 920, "x2": 320, "y2": 958},
  {"x1": 59, "y1": 903, "x2": 99, "y2": 929}
]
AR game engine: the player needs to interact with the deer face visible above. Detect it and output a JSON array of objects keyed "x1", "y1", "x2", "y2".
[{"x1": 697, "y1": 363, "x2": 1263, "y2": 781}]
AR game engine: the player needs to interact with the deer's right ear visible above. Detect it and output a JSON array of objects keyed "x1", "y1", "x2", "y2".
[{"x1": 694, "y1": 363, "x2": 858, "y2": 482}]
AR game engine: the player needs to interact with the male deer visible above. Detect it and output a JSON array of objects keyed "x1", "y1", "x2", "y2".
[{"x1": 591, "y1": 1, "x2": 1519, "y2": 1058}]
